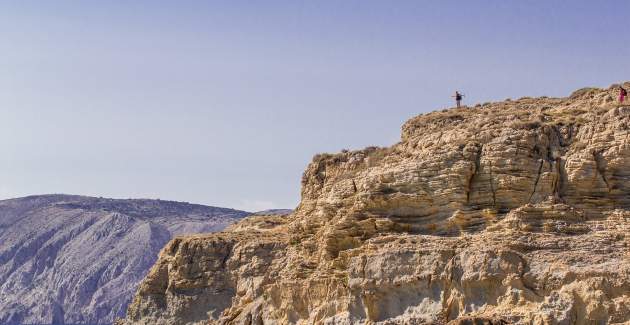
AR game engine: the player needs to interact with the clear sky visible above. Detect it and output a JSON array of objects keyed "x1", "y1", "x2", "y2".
[{"x1": 1, "y1": 1, "x2": 628, "y2": 211}]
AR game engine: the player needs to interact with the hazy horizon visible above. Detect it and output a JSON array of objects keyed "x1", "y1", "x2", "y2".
[{"x1": 2, "y1": 1, "x2": 629, "y2": 211}]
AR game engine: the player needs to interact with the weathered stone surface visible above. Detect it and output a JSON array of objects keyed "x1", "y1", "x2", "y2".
[
  {"x1": 121, "y1": 83, "x2": 630, "y2": 324},
  {"x1": 0, "y1": 194, "x2": 248, "y2": 325}
]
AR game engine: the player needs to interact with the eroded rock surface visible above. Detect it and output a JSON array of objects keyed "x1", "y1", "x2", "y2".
[
  {"x1": 121, "y1": 83, "x2": 630, "y2": 324},
  {"x1": 0, "y1": 195, "x2": 248, "y2": 325}
]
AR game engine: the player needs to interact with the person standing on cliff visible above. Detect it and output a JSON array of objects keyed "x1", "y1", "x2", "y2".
[
  {"x1": 453, "y1": 91, "x2": 464, "y2": 108},
  {"x1": 620, "y1": 86, "x2": 627, "y2": 103}
]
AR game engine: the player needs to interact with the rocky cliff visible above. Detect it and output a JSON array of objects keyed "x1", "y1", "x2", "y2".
[
  {"x1": 0, "y1": 195, "x2": 249, "y2": 325},
  {"x1": 121, "y1": 83, "x2": 630, "y2": 324}
]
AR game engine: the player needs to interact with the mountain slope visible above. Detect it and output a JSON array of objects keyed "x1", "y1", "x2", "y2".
[
  {"x1": 0, "y1": 194, "x2": 249, "y2": 325},
  {"x1": 121, "y1": 83, "x2": 630, "y2": 324}
]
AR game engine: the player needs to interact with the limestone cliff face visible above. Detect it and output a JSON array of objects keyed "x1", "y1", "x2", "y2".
[{"x1": 121, "y1": 83, "x2": 630, "y2": 325}]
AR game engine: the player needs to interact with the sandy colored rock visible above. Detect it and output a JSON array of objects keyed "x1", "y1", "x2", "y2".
[{"x1": 120, "y1": 83, "x2": 630, "y2": 325}]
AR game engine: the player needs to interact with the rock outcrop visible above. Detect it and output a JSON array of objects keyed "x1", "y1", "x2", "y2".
[
  {"x1": 121, "y1": 83, "x2": 630, "y2": 324},
  {"x1": 0, "y1": 195, "x2": 249, "y2": 325}
]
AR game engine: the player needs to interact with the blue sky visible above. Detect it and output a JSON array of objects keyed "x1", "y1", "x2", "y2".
[{"x1": 1, "y1": 1, "x2": 628, "y2": 211}]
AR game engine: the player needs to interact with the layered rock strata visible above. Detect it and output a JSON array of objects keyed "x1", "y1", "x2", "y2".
[{"x1": 122, "y1": 83, "x2": 630, "y2": 324}]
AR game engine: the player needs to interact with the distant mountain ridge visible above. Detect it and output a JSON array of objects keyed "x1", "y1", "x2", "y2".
[
  {"x1": 0, "y1": 194, "x2": 250, "y2": 325},
  {"x1": 251, "y1": 209, "x2": 293, "y2": 216}
]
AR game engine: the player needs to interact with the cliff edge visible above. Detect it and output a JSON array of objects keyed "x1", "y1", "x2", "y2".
[{"x1": 120, "y1": 83, "x2": 630, "y2": 324}]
